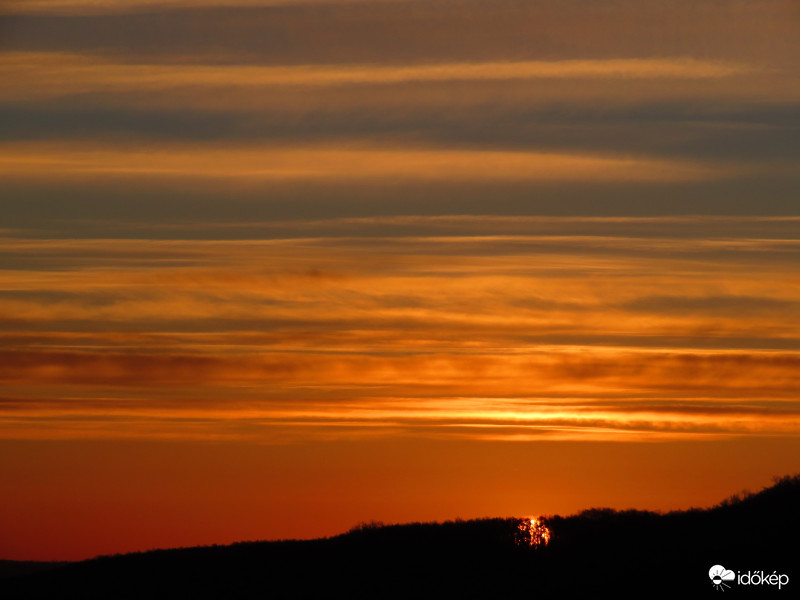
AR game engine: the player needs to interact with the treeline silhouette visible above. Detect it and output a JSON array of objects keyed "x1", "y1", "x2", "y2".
[{"x1": 2, "y1": 475, "x2": 798, "y2": 598}]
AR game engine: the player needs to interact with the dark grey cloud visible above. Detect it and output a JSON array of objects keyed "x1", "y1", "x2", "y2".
[
  {"x1": 2, "y1": 101, "x2": 799, "y2": 163},
  {"x1": 2, "y1": 0, "x2": 798, "y2": 65},
  {"x1": 3, "y1": 174, "x2": 800, "y2": 240}
]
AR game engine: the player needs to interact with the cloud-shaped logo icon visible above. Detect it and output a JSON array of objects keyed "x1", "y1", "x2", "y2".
[{"x1": 709, "y1": 565, "x2": 735, "y2": 590}]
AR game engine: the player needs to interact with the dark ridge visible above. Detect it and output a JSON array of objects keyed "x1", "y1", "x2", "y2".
[
  {"x1": 2, "y1": 475, "x2": 798, "y2": 598},
  {"x1": 0, "y1": 561, "x2": 69, "y2": 580}
]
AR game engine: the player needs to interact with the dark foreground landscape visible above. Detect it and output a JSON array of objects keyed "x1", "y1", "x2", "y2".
[{"x1": 2, "y1": 475, "x2": 797, "y2": 598}]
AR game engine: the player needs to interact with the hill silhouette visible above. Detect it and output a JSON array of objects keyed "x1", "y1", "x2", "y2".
[{"x1": 2, "y1": 475, "x2": 797, "y2": 598}]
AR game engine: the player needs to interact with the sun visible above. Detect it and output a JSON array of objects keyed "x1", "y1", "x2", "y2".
[{"x1": 516, "y1": 516, "x2": 552, "y2": 547}]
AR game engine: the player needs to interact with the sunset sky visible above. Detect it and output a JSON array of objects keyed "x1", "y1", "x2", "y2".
[{"x1": 2, "y1": 0, "x2": 800, "y2": 561}]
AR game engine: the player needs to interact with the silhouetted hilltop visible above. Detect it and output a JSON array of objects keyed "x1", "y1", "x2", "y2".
[
  {"x1": 0, "y1": 562, "x2": 68, "y2": 580},
  {"x1": 540, "y1": 475, "x2": 799, "y2": 594},
  {"x1": 3, "y1": 475, "x2": 797, "y2": 598}
]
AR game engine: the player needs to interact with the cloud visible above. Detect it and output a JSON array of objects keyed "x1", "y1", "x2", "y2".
[
  {"x1": 1, "y1": 0, "x2": 799, "y2": 449},
  {"x1": 3, "y1": 1, "x2": 798, "y2": 70},
  {"x1": 1, "y1": 348, "x2": 799, "y2": 394},
  {"x1": 3, "y1": 0, "x2": 398, "y2": 15},
  {"x1": 0, "y1": 141, "x2": 741, "y2": 183},
  {"x1": 1, "y1": 52, "x2": 757, "y2": 102},
  {"x1": 3, "y1": 385, "x2": 800, "y2": 443},
  {"x1": 622, "y1": 295, "x2": 800, "y2": 316}
]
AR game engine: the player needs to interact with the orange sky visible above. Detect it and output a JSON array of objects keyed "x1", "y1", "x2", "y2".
[{"x1": 1, "y1": 0, "x2": 799, "y2": 561}]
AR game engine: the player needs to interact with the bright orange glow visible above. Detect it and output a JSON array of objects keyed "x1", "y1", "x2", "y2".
[
  {"x1": 1, "y1": 224, "x2": 799, "y2": 446},
  {"x1": 3, "y1": 215, "x2": 798, "y2": 560}
]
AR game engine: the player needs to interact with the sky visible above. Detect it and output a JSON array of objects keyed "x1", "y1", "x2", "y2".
[{"x1": 1, "y1": 0, "x2": 800, "y2": 561}]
